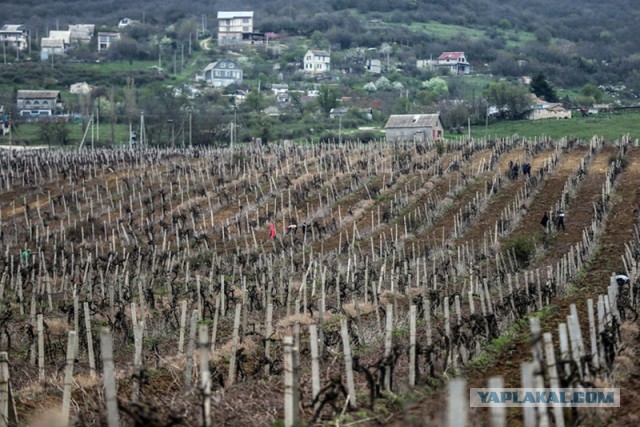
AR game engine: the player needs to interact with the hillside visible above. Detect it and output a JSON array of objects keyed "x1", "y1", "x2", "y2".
[
  {"x1": 1, "y1": 0, "x2": 640, "y2": 145},
  {"x1": 3, "y1": 0, "x2": 640, "y2": 91},
  {"x1": 0, "y1": 138, "x2": 638, "y2": 426}
]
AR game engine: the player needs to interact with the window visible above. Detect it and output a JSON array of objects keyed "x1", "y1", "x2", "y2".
[
  {"x1": 220, "y1": 62, "x2": 226, "y2": 68},
  {"x1": 229, "y1": 63, "x2": 234, "y2": 68},
  {"x1": 243, "y1": 18, "x2": 250, "y2": 23}
]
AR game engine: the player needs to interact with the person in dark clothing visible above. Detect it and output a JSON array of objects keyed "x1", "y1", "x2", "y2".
[
  {"x1": 541, "y1": 212, "x2": 549, "y2": 229},
  {"x1": 286, "y1": 223, "x2": 298, "y2": 235},
  {"x1": 557, "y1": 210, "x2": 565, "y2": 230},
  {"x1": 615, "y1": 274, "x2": 630, "y2": 286}
]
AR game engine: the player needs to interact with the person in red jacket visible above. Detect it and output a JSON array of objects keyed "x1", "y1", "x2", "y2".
[{"x1": 269, "y1": 223, "x2": 276, "y2": 238}]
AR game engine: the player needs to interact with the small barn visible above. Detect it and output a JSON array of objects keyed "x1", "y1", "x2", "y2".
[{"x1": 384, "y1": 114, "x2": 444, "y2": 142}]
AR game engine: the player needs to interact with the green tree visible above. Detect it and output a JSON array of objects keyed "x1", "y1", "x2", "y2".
[
  {"x1": 317, "y1": 85, "x2": 340, "y2": 117},
  {"x1": 530, "y1": 72, "x2": 558, "y2": 102},
  {"x1": 422, "y1": 77, "x2": 449, "y2": 101},
  {"x1": 243, "y1": 90, "x2": 266, "y2": 112},
  {"x1": 485, "y1": 82, "x2": 531, "y2": 120},
  {"x1": 259, "y1": 116, "x2": 273, "y2": 144},
  {"x1": 392, "y1": 96, "x2": 411, "y2": 114},
  {"x1": 39, "y1": 121, "x2": 69, "y2": 146},
  {"x1": 580, "y1": 83, "x2": 604, "y2": 103},
  {"x1": 310, "y1": 31, "x2": 328, "y2": 49},
  {"x1": 106, "y1": 37, "x2": 141, "y2": 65},
  {"x1": 575, "y1": 95, "x2": 596, "y2": 107}
]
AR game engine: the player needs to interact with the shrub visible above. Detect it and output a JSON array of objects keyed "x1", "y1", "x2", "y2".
[{"x1": 503, "y1": 235, "x2": 536, "y2": 267}]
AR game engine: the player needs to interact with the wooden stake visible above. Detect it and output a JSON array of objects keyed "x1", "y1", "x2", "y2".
[
  {"x1": 309, "y1": 324, "x2": 321, "y2": 412},
  {"x1": 447, "y1": 379, "x2": 467, "y2": 427},
  {"x1": 340, "y1": 318, "x2": 358, "y2": 408},
  {"x1": 199, "y1": 324, "x2": 211, "y2": 427},
  {"x1": 227, "y1": 304, "x2": 242, "y2": 386},
  {"x1": 61, "y1": 331, "x2": 76, "y2": 424},
  {"x1": 283, "y1": 336, "x2": 299, "y2": 427},
  {"x1": 100, "y1": 328, "x2": 120, "y2": 427}
]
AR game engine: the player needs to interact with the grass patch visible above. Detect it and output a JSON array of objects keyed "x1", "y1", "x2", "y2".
[{"x1": 470, "y1": 110, "x2": 640, "y2": 142}]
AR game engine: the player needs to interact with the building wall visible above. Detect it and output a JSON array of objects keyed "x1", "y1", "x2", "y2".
[
  {"x1": 528, "y1": 109, "x2": 572, "y2": 120},
  {"x1": 386, "y1": 127, "x2": 432, "y2": 142}
]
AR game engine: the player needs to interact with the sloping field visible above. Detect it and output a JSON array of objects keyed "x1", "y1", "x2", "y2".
[{"x1": 0, "y1": 139, "x2": 637, "y2": 427}]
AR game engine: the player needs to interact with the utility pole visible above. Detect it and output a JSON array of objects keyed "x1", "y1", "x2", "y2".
[
  {"x1": 167, "y1": 119, "x2": 175, "y2": 147},
  {"x1": 189, "y1": 108, "x2": 192, "y2": 148},
  {"x1": 139, "y1": 112, "x2": 146, "y2": 147}
]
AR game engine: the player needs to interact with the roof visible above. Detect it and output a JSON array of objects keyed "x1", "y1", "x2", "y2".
[
  {"x1": 41, "y1": 38, "x2": 65, "y2": 48},
  {"x1": 437, "y1": 52, "x2": 465, "y2": 60},
  {"x1": 217, "y1": 11, "x2": 254, "y2": 19},
  {"x1": 307, "y1": 49, "x2": 330, "y2": 57},
  {"x1": 385, "y1": 114, "x2": 441, "y2": 129},
  {"x1": 203, "y1": 60, "x2": 241, "y2": 72},
  {"x1": 17, "y1": 90, "x2": 60, "y2": 99},
  {"x1": 49, "y1": 30, "x2": 70, "y2": 43},
  {"x1": 0, "y1": 25, "x2": 26, "y2": 33},
  {"x1": 69, "y1": 24, "x2": 95, "y2": 40}
]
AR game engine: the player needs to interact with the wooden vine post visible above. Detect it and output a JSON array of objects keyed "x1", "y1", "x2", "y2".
[
  {"x1": 283, "y1": 336, "x2": 299, "y2": 427},
  {"x1": 100, "y1": 328, "x2": 120, "y2": 427},
  {"x1": 309, "y1": 324, "x2": 321, "y2": 411},
  {"x1": 340, "y1": 318, "x2": 357, "y2": 408},
  {"x1": 0, "y1": 352, "x2": 18, "y2": 427},
  {"x1": 227, "y1": 304, "x2": 242, "y2": 386},
  {"x1": 447, "y1": 379, "x2": 467, "y2": 427},
  {"x1": 37, "y1": 314, "x2": 44, "y2": 384},
  {"x1": 199, "y1": 324, "x2": 211, "y2": 427},
  {"x1": 61, "y1": 331, "x2": 77, "y2": 424},
  {"x1": 83, "y1": 302, "x2": 96, "y2": 378}
]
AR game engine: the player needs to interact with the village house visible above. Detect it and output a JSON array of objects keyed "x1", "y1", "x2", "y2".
[
  {"x1": 366, "y1": 59, "x2": 382, "y2": 75},
  {"x1": 49, "y1": 30, "x2": 71, "y2": 46},
  {"x1": 97, "y1": 32, "x2": 121, "y2": 51},
  {"x1": 40, "y1": 38, "x2": 66, "y2": 61},
  {"x1": 417, "y1": 52, "x2": 470, "y2": 75},
  {"x1": 270, "y1": 83, "x2": 289, "y2": 95},
  {"x1": 118, "y1": 18, "x2": 138, "y2": 28},
  {"x1": 527, "y1": 96, "x2": 572, "y2": 120},
  {"x1": 0, "y1": 25, "x2": 29, "y2": 51},
  {"x1": 329, "y1": 107, "x2": 348, "y2": 119},
  {"x1": 217, "y1": 11, "x2": 254, "y2": 45},
  {"x1": 199, "y1": 59, "x2": 243, "y2": 87},
  {"x1": 68, "y1": 24, "x2": 95, "y2": 45},
  {"x1": 384, "y1": 113, "x2": 444, "y2": 142},
  {"x1": 17, "y1": 90, "x2": 62, "y2": 116},
  {"x1": 303, "y1": 49, "x2": 331, "y2": 74}
]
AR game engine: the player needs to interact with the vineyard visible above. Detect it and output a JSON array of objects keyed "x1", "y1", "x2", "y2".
[{"x1": 0, "y1": 136, "x2": 639, "y2": 427}]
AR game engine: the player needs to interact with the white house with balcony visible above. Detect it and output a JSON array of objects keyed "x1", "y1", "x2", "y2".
[
  {"x1": 217, "y1": 11, "x2": 254, "y2": 45},
  {"x1": 97, "y1": 32, "x2": 121, "y2": 51},
  {"x1": 417, "y1": 52, "x2": 471, "y2": 75},
  {"x1": 0, "y1": 25, "x2": 29, "y2": 51},
  {"x1": 303, "y1": 49, "x2": 331, "y2": 74}
]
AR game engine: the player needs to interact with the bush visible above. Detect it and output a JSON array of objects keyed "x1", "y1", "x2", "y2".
[{"x1": 503, "y1": 235, "x2": 536, "y2": 267}]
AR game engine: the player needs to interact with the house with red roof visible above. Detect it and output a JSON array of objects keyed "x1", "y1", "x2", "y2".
[{"x1": 433, "y1": 52, "x2": 470, "y2": 75}]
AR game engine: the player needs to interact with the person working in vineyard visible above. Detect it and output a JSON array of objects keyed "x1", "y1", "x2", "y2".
[
  {"x1": 557, "y1": 210, "x2": 565, "y2": 231},
  {"x1": 286, "y1": 223, "x2": 298, "y2": 235}
]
